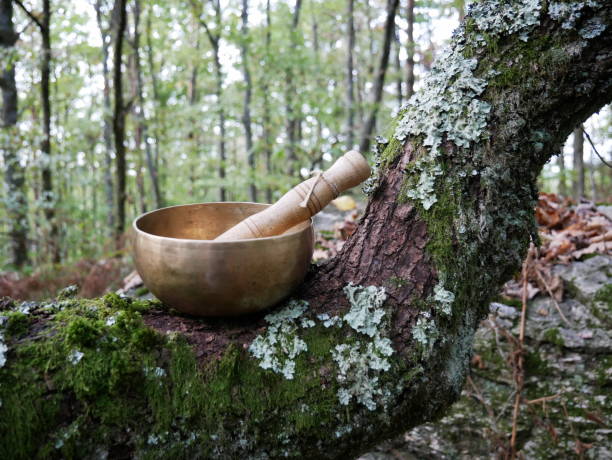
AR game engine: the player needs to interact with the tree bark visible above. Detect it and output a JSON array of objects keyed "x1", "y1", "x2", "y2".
[
  {"x1": 240, "y1": 0, "x2": 256, "y2": 202},
  {"x1": 572, "y1": 125, "x2": 585, "y2": 200},
  {"x1": 112, "y1": 0, "x2": 128, "y2": 248},
  {"x1": 94, "y1": 0, "x2": 116, "y2": 237},
  {"x1": 1, "y1": 2, "x2": 610, "y2": 458},
  {"x1": 0, "y1": 0, "x2": 28, "y2": 267},
  {"x1": 359, "y1": 0, "x2": 399, "y2": 154}
]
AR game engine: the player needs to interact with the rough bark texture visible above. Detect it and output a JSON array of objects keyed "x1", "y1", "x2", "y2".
[
  {"x1": 0, "y1": 2, "x2": 611, "y2": 459},
  {"x1": 0, "y1": 0, "x2": 28, "y2": 267}
]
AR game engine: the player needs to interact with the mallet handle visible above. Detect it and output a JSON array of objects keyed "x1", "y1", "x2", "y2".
[{"x1": 214, "y1": 150, "x2": 370, "y2": 241}]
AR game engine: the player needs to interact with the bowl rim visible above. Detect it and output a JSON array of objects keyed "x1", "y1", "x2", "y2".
[{"x1": 132, "y1": 201, "x2": 313, "y2": 244}]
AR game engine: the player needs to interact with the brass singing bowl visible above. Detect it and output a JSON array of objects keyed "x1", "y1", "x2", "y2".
[{"x1": 132, "y1": 202, "x2": 314, "y2": 316}]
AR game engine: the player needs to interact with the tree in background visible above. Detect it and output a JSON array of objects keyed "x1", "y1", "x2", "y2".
[
  {"x1": 573, "y1": 125, "x2": 585, "y2": 200},
  {"x1": 112, "y1": 0, "x2": 127, "y2": 247},
  {"x1": 0, "y1": 0, "x2": 28, "y2": 267},
  {"x1": 359, "y1": 0, "x2": 399, "y2": 153}
]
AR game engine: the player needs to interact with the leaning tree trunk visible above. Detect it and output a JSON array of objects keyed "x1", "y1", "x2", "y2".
[{"x1": 0, "y1": 1, "x2": 610, "y2": 459}]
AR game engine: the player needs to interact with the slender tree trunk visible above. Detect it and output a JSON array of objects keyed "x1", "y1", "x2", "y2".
[
  {"x1": 359, "y1": 0, "x2": 399, "y2": 153},
  {"x1": 405, "y1": 0, "x2": 415, "y2": 99},
  {"x1": 94, "y1": 0, "x2": 116, "y2": 236},
  {"x1": 1, "y1": 2, "x2": 611, "y2": 459},
  {"x1": 263, "y1": 0, "x2": 273, "y2": 203},
  {"x1": 588, "y1": 150, "x2": 597, "y2": 202},
  {"x1": 0, "y1": 0, "x2": 28, "y2": 267},
  {"x1": 129, "y1": 48, "x2": 147, "y2": 215},
  {"x1": 145, "y1": 10, "x2": 163, "y2": 194},
  {"x1": 132, "y1": 0, "x2": 162, "y2": 209},
  {"x1": 39, "y1": 0, "x2": 59, "y2": 263},
  {"x1": 346, "y1": 0, "x2": 355, "y2": 150},
  {"x1": 394, "y1": 26, "x2": 402, "y2": 106},
  {"x1": 194, "y1": 0, "x2": 226, "y2": 201},
  {"x1": 113, "y1": 0, "x2": 128, "y2": 248},
  {"x1": 240, "y1": 0, "x2": 256, "y2": 202},
  {"x1": 572, "y1": 125, "x2": 584, "y2": 201},
  {"x1": 284, "y1": 0, "x2": 302, "y2": 177},
  {"x1": 557, "y1": 151, "x2": 566, "y2": 196},
  {"x1": 212, "y1": 44, "x2": 226, "y2": 201}
]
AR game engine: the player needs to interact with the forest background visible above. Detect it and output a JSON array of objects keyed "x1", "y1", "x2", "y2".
[{"x1": 0, "y1": 0, "x2": 610, "y2": 280}]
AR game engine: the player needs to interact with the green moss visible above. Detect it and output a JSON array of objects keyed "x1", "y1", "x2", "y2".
[
  {"x1": 135, "y1": 286, "x2": 150, "y2": 297},
  {"x1": 593, "y1": 284, "x2": 612, "y2": 307},
  {"x1": 3, "y1": 311, "x2": 31, "y2": 338},
  {"x1": 524, "y1": 350, "x2": 550, "y2": 376},
  {"x1": 542, "y1": 328, "x2": 565, "y2": 347}
]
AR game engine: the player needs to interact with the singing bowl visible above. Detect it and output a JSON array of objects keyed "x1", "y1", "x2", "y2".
[{"x1": 132, "y1": 202, "x2": 314, "y2": 316}]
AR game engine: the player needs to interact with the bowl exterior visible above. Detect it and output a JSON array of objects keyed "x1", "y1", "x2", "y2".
[{"x1": 132, "y1": 203, "x2": 314, "y2": 316}]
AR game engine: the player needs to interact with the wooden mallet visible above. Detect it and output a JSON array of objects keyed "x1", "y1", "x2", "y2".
[{"x1": 215, "y1": 150, "x2": 371, "y2": 241}]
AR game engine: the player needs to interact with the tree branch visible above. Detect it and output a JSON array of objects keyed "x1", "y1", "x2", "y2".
[{"x1": 12, "y1": 0, "x2": 44, "y2": 31}]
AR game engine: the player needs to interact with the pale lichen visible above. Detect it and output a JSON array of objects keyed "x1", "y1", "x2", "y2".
[
  {"x1": 433, "y1": 281, "x2": 455, "y2": 316},
  {"x1": 579, "y1": 17, "x2": 606, "y2": 39},
  {"x1": 331, "y1": 337, "x2": 393, "y2": 411},
  {"x1": 470, "y1": 0, "x2": 541, "y2": 41},
  {"x1": 342, "y1": 283, "x2": 387, "y2": 337},
  {"x1": 330, "y1": 284, "x2": 395, "y2": 410},
  {"x1": 248, "y1": 300, "x2": 311, "y2": 380},
  {"x1": 67, "y1": 349, "x2": 84, "y2": 365},
  {"x1": 412, "y1": 312, "x2": 439, "y2": 358},
  {"x1": 393, "y1": 0, "x2": 544, "y2": 210},
  {"x1": 549, "y1": 1, "x2": 598, "y2": 30}
]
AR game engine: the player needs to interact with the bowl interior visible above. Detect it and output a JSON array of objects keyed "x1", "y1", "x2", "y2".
[{"x1": 134, "y1": 202, "x2": 309, "y2": 241}]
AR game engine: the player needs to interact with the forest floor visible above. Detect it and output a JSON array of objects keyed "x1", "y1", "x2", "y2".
[{"x1": 1, "y1": 194, "x2": 610, "y2": 459}]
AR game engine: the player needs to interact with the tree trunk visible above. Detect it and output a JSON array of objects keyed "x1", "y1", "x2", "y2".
[
  {"x1": 405, "y1": 0, "x2": 415, "y2": 99},
  {"x1": 240, "y1": 0, "x2": 256, "y2": 202},
  {"x1": 284, "y1": 0, "x2": 302, "y2": 177},
  {"x1": 263, "y1": 0, "x2": 273, "y2": 203},
  {"x1": 346, "y1": 0, "x2": 355, "y2": 150},
  {"x1": 557, "y1": 151, "x2": 566, "y2": 196},
  {"x1": 113, "y1": 0, "x2": 128, "y2": 248},
  {"x1": 394, "y1": 26, "x2": 402, "y2": 106},
  {"x1": 131, "y1": 0, "x2": 162, "y2": 209},
  {"x1": 40, "y1": 0, "x2": 59, "y2": 263},
  {"x1": 1, "y1": 2, "x2": 610, "y2": 458},
  {"x1": 194, "y1": 0, "x2": 226, "y2": 201},
  {"x1": 0, "y1": 0, "x2": 28, "y2": 267},
  {"x1": 359, "y1": 0, "x2": 399, "y2": 154},
  {"x1": 572, "y1": 125, "x2": 585, "y2": 201},
  {"x1": 94, "y1": 0, "x2": 116, "y2": 237}
]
